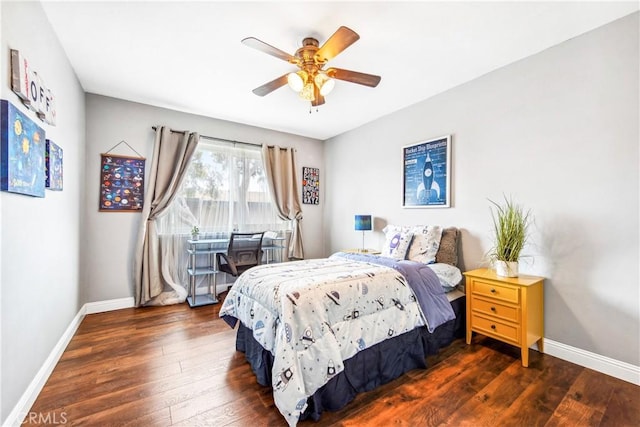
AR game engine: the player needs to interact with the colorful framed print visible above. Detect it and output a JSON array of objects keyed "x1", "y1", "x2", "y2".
[
  {"x1": 45, "y1": 139, "x2": 63, "y2": 190},
  {"x1": 99, "y1": 154, "x2": 145, "y2": 211},
  {"x1": 402, "y1": 135, "x2": 451, "y2": 208},
  {"x1": 302, "y1": 166, "x2": 319, "y2": 205},
  {"x1": 0, "y1": 100, "x2": 46, "y2": 197}
]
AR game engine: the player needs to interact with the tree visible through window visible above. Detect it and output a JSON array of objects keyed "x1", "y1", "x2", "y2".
[{"x1": 157, "y1": 139, "x2": 286, "y2": 235}]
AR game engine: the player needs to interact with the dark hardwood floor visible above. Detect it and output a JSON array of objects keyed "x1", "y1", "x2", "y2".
[{"x1": 25, "y1": 296, "x2": 639, "y2": 426}]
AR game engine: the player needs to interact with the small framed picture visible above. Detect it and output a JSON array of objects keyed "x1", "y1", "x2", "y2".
[
  {"x1": 46, "y1": 139, "x2": 63, "y2": 191},
  {"x1": 402, "y1": 135, "x2": 451, "y2": 208},
  {"x1": 302, "y1": 166, "x2": 319, "y2": 205}
]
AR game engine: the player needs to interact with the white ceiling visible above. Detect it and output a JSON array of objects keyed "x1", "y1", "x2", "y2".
[{"x1": 41, "y1": 1, "x2": 638, "y2": 140}]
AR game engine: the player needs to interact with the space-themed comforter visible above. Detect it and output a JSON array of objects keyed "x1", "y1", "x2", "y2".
[{"x1": 219, "y1": 254, "x2": 455, "y2": 426}]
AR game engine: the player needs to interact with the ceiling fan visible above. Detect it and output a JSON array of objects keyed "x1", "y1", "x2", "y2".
[{"x1": 242, "y1": 26, "x2": 381, "y2": 108}]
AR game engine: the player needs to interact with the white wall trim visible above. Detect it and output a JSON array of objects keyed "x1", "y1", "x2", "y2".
[
  {"x1": 84, "y1": 297, "x2": 135, "y2": 314},
  {"x1": 544, "y1": 338, "x2": 640, "y2": 386},
  {"x1": 3, "y1": 306, "x2": 86, "y2": 427},
  {"x1": 3, "y1": 297, "x2": 135, "y2": 427}
]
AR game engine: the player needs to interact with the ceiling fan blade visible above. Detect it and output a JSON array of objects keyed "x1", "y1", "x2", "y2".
[
  {"x1": 242, "y1": 37, "x2": 297, "y2": 63},
  {"x1": 312, "y1": 85, "x2": 325, "y2": 107},
  {"x1": 326, "y1": 68, "x2": 381, "y2": 87},
  {"x1": 315, "y1": 26, "x2": 360, "y2": 63},
  {"x1": 252, "y1": 74, "x2": 289, "y2": 96}
]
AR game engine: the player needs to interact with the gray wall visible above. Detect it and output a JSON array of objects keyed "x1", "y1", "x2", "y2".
[
  {"x1": 325, "y1": 13, "x2": 639, "y2": 366},
  {"x1": 0, "y1": 1, "x2": 86, "y2": 422},
  {"x1": 84, "y1": 94, "x2": 324, "y2": 302}
]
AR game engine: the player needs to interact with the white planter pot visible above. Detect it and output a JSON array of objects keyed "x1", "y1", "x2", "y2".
[{"x1": 495, "y1": 260, "x2": 519, "y2": 277}]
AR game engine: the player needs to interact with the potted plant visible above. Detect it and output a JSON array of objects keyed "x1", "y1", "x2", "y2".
[
  {"x1": 488, "y1": 196, "x2": 532, "y2": 277},
  {"x1": 191, "y1": 225, "x2": 200, "y2": 241}
]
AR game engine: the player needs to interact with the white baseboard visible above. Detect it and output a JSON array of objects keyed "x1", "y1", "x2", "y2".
[
  {"x1": 84, "y1": 297, "x2": 135, "y2": 314},
  {"x1": 3, "y1": 297, "x2": 135, "y2": 427},
  {"x1": 544, "y1": 338, "x2": 640, "y2": 386},
  {"x1": 3, "y1": 306, "x2": 86, "y2": 427}
]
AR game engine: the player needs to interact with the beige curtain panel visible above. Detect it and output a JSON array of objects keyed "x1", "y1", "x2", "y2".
[
  {"x1": 133, "y1": 126, "x2": 199, "y2": 306},
  {"x1": 261, "y1": 144, "x2": 304, "y2": 259}
]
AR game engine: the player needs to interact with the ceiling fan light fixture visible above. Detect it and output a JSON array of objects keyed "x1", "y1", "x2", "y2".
[
  {"x1": 315, "y1": 72, "x2": 336, "y2": 96},
  {"x1": 243, "y1": 26, "x2": 381, "y2": 107},
  {"x1": 287, "y1": 71, "x2": 307, "y2": 92},
  {"x1": 299, "y1": 81, "x2": 316, "y2": 101}
]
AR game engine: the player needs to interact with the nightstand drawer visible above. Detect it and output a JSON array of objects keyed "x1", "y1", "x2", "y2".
[
  {"x1": 471, "y1": 280, "x2": 520, "y2": 304},
  {"x1": 471, "y1": 314, "x2": 520, "y2": 345},
  {"x1": 471, "y1": 296, "x2": 519, "y2": 322}
]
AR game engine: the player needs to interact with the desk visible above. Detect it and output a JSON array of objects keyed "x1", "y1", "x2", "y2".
[
  {"x1": 341, "y1": 248, "x2": 381, "y2": 255},
  {"x1": 186, "y1": 236, "x2": 286, "y2": 307}
]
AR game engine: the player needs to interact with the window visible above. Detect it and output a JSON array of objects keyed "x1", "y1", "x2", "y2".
[{"x1": 157, "y1": 139, "x2": 286, "y2": 235}]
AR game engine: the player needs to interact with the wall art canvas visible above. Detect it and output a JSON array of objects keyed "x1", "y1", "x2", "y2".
[
  {"x1": 302, "y1": 166, "x2": 319, "y2": 205},
  {"x1": 0, "y1": 100, "x2": 46, "y2": 197},
  {"x1": 402, "y1": 135, "x2": 451, "y2": 208},
  {"x1": 99, "y1": 154, "x2": 145, "y2": 211},
  {"x1": 45, "y1": 139, "x2": 63, "y2": 190}
]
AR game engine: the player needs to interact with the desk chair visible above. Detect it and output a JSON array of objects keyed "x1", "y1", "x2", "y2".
[{"x1": 216, "y1": 232, "x2": 265, "y2": 277}]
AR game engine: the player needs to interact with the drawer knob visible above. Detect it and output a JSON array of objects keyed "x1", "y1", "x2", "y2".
[
  {"x1": 490, "y1": 306, "x2": 496, "y2": 312},
  {"x1": 491, "y1": 324, "x2": 497, "y2": 330},
  {"x1": 490, "y1": 288, "x2": 497, "y2": 293}
]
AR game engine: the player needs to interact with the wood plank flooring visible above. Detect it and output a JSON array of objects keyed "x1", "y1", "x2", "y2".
[{"x1": 24, "y1": 298, "x2": 639, "y2": 426}]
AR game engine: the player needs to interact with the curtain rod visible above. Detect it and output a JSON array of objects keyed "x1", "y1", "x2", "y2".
[{"x1": 151, "y1": 126, "x2": 291, "y2": 150}]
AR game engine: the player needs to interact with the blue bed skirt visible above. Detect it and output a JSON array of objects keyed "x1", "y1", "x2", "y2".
[{"x1": 235, "y1": 295, "x2": 466, "y2": 421}]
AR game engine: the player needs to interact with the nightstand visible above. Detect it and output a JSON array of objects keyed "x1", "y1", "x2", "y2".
[
  {"x1": 341, "y1": 248, "x2": 381, "y2": 255},
  {"x1": 464, "y1": 268, "x2": 544, "y2": 367}
]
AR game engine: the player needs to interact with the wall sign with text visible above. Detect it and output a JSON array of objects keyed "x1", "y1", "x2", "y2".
[{"x1": 10, "y1": 49, "x2": 56, "y2": 126}]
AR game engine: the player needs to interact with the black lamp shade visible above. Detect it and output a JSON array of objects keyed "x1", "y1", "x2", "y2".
[{"x1": 354, "y1": 215, "x2": 372, "y2": 231}]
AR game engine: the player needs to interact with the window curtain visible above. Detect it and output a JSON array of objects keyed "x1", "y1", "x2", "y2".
[
  {"x1": 159, "y1": 139, "x2": 286, "y2": 235},
  {"x1": 154, "y1": 140, "x2": 288, "y2": 301},
  {"x1": 261, "y1": 144, "x2": 304, "y2": 259},
  {"x1": 133, "y1": 126, "x2": 199, "y2": 306}
]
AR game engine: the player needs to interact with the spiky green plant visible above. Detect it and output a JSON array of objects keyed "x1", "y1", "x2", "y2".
[{"x1": 488, "y1": 196, "x2": 532, "y2": 262}]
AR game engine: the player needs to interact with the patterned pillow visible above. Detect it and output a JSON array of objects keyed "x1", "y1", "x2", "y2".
[
  {"x1": 427, "y1": 263, "x2": 462, "y2": 291},
  {"x1": 435, "y1": 227, "x2": 460, "y2": 267},
  {"x1": 407, "y1": 225, "x2": 443, "y2": 264},
  {"x1": 380, "y1": 225, "x2": 414, "y2": 260}
]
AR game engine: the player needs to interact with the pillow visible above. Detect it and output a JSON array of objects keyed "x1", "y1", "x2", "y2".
[
  {"x1": 407, "y1": 225, "x2": 443, "y2": 264},
  {"x1": 380, "y1": 225, "x2": 414, "y2": 260},
  {"x1": 435, "y1": 227, "x2": 460, "y2": 267},
  {"x1": 427, "y1": 263, "x2": 462, "y2": 291}
]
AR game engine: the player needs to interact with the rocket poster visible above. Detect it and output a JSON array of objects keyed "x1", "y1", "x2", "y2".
[{"x1": 402, "y1": 135, "x2": 451, "y2": 208}]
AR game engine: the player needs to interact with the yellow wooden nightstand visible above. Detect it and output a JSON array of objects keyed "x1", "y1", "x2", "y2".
[
  {"x1": 341, "y1": 248, "x2": 381, "y2": 255},
  {"x1": 463, "y1": 268, "x2": 544, "y2": 367}
]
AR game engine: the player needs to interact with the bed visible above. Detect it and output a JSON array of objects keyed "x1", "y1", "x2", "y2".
[{"x1": 219, "y1": 226, "x2": 464, "y2": 426}]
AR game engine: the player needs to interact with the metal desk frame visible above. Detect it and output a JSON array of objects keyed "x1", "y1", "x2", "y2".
[{"x1": 186, "y1": 236, "x2": 285, "y2": 307}]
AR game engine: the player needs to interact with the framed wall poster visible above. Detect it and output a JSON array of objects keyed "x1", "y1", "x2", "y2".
[
  {"x1": 402, "y1": 135, "x2": 451, "y2": 208},
  {"x1": 45, "y1": 139, "x2": 63, "y2": 190},
  {"x1": 99, "y1": 154, "x2": 145, "y2": 211},
  {"x1": 302, "y1": 166, "x2": 319, "y2": 205},
  {"x1": 0, "y1": 100, "x2": 46, "y2": 197}
]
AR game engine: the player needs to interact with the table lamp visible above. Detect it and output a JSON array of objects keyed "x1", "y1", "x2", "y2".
[{"x1": 354, "y1": 215, "x2": 372, "y2": 252}]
